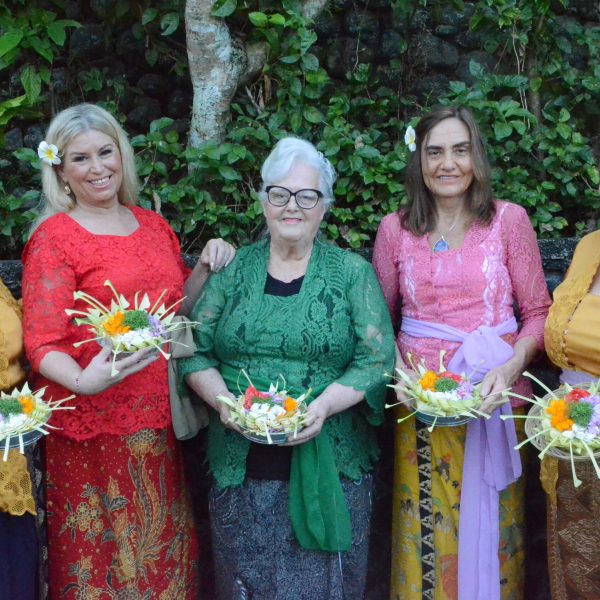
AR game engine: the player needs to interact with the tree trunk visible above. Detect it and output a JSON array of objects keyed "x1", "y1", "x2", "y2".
[{"x1": 185, "y1": 0, "x2": 328, "y2": 149}]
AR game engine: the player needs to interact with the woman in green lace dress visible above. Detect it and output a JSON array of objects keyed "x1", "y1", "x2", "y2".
[{"x1": 180, "y1": 137, "x2": 395, "y2": 600}]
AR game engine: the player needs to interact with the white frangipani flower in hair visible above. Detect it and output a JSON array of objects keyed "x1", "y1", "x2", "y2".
[
  {"x1": 37, "y1": 140, "x2": 61, "y2": 165},
  {"x1": 404, "y1": 126, "x2": 417, "y2": 152}
]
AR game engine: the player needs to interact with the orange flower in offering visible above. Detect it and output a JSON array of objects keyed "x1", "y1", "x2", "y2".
[
  {"x1": 284, "y1": 397, "x2": 298, "y2": 412},
  {"x1": 419, "y1": 370, "x2": 439, "y2": 391},
  {"x1": 102, "y1": 311, "x2": 131, "y2": 336},
  {"x1": 546, "y1": 399, "x2": 574, "y2": 432},
  {"x1": 18, "y1": 395, "x2": 35, "y2": 415}
]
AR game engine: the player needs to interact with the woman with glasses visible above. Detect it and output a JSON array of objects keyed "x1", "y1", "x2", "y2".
[{"x1": 179, "y1": 137, "x2": 395, "y2": 600}]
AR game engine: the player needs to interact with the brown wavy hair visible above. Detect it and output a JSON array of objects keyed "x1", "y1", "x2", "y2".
[{"x1": 401, "y1": 106, "x2": 494, "y2": 236}]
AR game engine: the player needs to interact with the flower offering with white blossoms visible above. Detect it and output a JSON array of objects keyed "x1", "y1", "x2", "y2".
[
  {"x1": 0, "y1": 383, "x2": 74, "y2": 460},
  {"x1": 387, "y1": 351, "x2": 487, "y2": 430},
  {"x1": 501, "y1": 373, "x2": 600, "y2": 487},
  {"x1": 216, "y1": 371, "x2": 311, "y2": 445},
  {"x1": 66, "y1": 280, "x2": 190, "y2": 375}
]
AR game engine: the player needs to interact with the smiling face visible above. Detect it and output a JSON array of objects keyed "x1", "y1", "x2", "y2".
[
  {"x1": 58, "y1": 129, "x2": 123, "y2": 208},
  {"x1": 263, "y1": 162, "x2": 326, "y2": 246},
  {"x1": 421, "y1": 117, "x2": 474, "y2": 204}
]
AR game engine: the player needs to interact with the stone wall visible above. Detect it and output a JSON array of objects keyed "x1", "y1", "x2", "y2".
[
  {"x1": 4, "y1": 1, "x2": 599, "y2": 154},
  {"x1": 0, "y1": 237, "x2": 577, "y2": 299}
]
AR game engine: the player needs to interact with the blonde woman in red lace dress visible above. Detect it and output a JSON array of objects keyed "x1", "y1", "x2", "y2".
[{"x1": 22, "y1": 104, "x2": 234, "y2": 599}]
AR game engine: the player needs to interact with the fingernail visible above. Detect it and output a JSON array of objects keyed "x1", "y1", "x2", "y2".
[{"x1": 210, "y1": 262, "x2": 215, "y2": 271}]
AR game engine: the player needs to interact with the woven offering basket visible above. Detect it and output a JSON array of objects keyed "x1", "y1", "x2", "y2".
[
  {"x1": 524, "y1": 390, "x2": 600, "y2": 463},
  {"x1": 232, "y1": 401, "x2": 309, "y2": 445},
  {"x1": 388, "y1": 358, "x2": 487, "y2": 431},
  {"x1": 0, "y1": 384, "x2": 75, "y2": 460},
  {"x1": 217, "y1": 380, "x2": 311, "y2": 445}
]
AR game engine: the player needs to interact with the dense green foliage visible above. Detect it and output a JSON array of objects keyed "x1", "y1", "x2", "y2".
[{"x1": 0, "y1": 0, "x2": 598, "y2": 258}]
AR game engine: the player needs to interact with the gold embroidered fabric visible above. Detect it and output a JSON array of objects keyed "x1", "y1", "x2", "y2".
[
  {"x1": 544, "y1": 230, "x2": 600, "y2": 377},
  {"x1": 543, "y1": 230, "x2": 600, "y2": 599},
  {"x1": 0, "y1": 277, "x2": 35, "y2": 516},
  {"x1": 0, "y1": 278, "x2": 25, "y2": 391},
  {"x1": 0, "y1": 450, "x2": 36, "y2": 516}
]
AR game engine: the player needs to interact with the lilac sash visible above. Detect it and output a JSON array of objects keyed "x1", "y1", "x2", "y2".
[
  {"x1": 401, "y1": 316, "x2": 522, "y2": 600},
  {"x1": 560, "y1": 369, "x2": 596, "y2": 386}
]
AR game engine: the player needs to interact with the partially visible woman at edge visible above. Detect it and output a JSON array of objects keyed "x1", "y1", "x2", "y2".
[
  {"x1": 372, "y1": 106, "x2": 551, "y2": 600},
  {"x1": 21, "y1": 103, "x2": 234, "y2": 599},
  {"x1": 543, "y1": 225, "x2": 600, "y2": 599},
  {"x1": 0, "y1": 277, "x2": 42, "y2": 600},
  {"x1": 180, "y1": 136, "x2": 395, "y2": 600}
]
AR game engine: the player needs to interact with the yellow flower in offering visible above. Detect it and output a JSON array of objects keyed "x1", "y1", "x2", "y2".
[
  {"x1": 546, "y1": 399, "x2": 574, "y2": 432},
  {"x1": 102, "y1": 311, "x2": 130, "y2": 336},
  {"x1": 284, "y1": 397, "x2": 298, "y2": 412},
  {"x1": 18, "y1": 395, "x2": 35, "y2": 415},
  {"x1": 418, "y1": 370, "x2": 439, "y2": 391}
]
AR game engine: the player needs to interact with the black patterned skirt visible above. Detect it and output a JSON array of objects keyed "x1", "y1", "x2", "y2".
[{"x1": 209, "y1": 474, "x2": 373, "y2": 600}]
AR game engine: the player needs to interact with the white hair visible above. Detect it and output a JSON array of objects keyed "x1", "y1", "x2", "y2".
[{"x1": 259, "y1": 137, "x2": 336, "y2": 207}]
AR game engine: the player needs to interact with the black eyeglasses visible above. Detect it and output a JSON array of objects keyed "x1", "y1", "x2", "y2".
[{"x1": 265, "y1": 186, "x2": 323, "y2": 209}]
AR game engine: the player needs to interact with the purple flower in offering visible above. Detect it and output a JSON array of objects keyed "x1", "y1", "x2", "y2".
[
  {"x1": 457, "y1": 381, "x2": 474, "y2": 399},
  {"x1": 587, "y1": 403, "x2": 600, "y2": 435},
  {"x1": 586, "y1": 394, "x2": 600, "y2": 407},
  {"x1": 148, "y1": 315, "x2": 167, "y2": 338}
]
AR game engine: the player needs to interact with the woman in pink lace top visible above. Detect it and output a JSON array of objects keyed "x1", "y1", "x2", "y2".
[{"x1": 372, "y1": 107, "x2": 550, "y2": 600}]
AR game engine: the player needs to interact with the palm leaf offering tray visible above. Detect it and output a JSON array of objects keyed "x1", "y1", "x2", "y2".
[
  {"x1": 387, "y1": 352, "x2": 488, "y2": 431},
  {"x1": 66, "y1": 280, "x2": 190, "y2": 375},
  {"x1": 502, "y1": 372, "x2": 600, "y2": 487},
  {"x1": 0, "y1": 383, "x2": 74, "y2": 460},
  {"x1": 216, "y1": 371, "x2": 311, "y2": 444}
]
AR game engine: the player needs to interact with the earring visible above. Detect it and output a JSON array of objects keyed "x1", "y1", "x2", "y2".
[{"x1": 64, "y1": 183, "x2": 72, "y2": 195}]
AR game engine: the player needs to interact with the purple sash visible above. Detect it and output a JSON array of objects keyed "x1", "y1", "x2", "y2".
[
  {"x1": 401, "y1": 316, "x2": 523, "y2": 600},
  {"x1": 560, "y1": 369, "x2": 596, "y2": 386}
]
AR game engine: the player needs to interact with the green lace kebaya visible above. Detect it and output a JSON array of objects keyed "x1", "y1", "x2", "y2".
[{"x1": 179, "y1": 238, "x2": 395, "y2": 552}]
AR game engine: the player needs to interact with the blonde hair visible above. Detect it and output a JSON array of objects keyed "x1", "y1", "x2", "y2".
[{"x1": 32, "y1": 103, "x2": 139, "y2": 231}]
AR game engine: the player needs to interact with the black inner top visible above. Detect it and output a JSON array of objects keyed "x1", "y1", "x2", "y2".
[{"x1": 245, "y1": 272, "x2": 305, "y2": 480}]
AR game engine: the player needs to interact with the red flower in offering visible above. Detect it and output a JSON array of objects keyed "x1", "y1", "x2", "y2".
[
  {"x1": 565, "y1": 388, "x2": 591, "y2": 403},
  {"x1": 243, "y1": 386, "x2": 270, "y2": 409},
  {"x1": 440, "y1": 371, "x2": 462, "y2": 383}
]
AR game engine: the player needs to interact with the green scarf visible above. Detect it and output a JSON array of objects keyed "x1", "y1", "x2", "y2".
[{"x1": 220, "y1": 364, "x2": 352, "y2": 553}]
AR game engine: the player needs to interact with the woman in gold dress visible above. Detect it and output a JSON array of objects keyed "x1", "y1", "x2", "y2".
[
  {"x1": 543, "y1": 228, "x2": 600, "y2": 599},
  {"x1": 0, "y1": 277, "x2": 40, "y2": 599}
]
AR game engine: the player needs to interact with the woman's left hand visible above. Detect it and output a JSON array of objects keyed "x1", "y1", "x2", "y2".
[
  {"x1": 479, "y1": 366, "x2": 511, "y2": 414},
  {"x1": 479, "y1": 357, "x2": 527, "y2": 414},
  {"x1": 200, "y1": 238, "x2": 236, "y2": 273},
  {"x1": 283, "y1": 396, "x2": 332, "y2": 446},
  {"x1": 182, "y1": 238, "x2": 236, "y2": 314},
  {"x1": 479, "y1": 336, "x2": 540, "y2": 414}
]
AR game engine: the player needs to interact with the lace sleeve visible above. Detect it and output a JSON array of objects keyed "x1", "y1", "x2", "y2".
[
  {"x1": 177, "y1": 270, "x2": 226, "y2": 383},
  {"x1": 335, "y1": 256, "x2": 396, "y2": 425},
  {"x1": 372, "y1": 213, "x2": 401, "y2": 329},
  {"x1": 504, "y1": 204, "x2": 551, "y2": 348},
  {"x1": 22, "y1": 226, "x2": 78, "y2": 372}
]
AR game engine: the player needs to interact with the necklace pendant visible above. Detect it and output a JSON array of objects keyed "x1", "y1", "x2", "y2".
[{"x1": 433, "y1": 237, "x2": 449, "y2": 253}]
